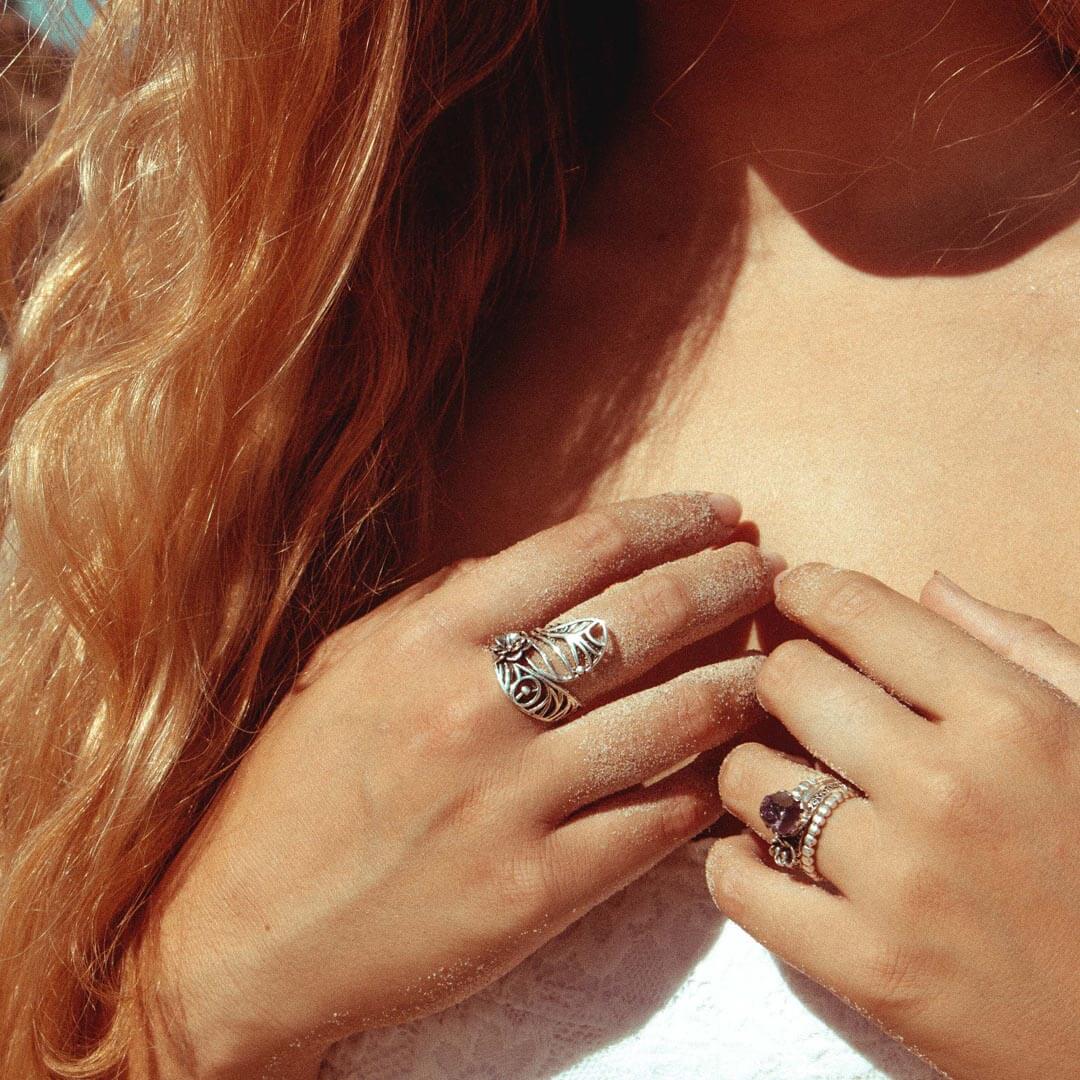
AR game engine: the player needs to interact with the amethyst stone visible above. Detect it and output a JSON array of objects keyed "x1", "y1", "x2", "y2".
[{"x1": 759, "y1": 791, "x2": 804, "y2": 837}]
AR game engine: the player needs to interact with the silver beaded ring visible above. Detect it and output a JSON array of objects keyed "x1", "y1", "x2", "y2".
[{"x1": 799, "y1": 783, "x2": 858, "y2": 881}]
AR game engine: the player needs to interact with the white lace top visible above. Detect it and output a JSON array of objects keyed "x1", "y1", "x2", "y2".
[{"x1": 321, "y1": 840, "x2": 941, "y2": 1079}]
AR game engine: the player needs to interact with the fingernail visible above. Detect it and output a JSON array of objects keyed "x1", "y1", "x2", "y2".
[
  {"x1": 931, "y1": 570, "x2": 961, "y2": 594},
  {"x1": 930, "y1": 571, "x2": 980, "y2": 609},
  {"x1": 707, "y1": 493, "x2": 742, "y2": 527}
]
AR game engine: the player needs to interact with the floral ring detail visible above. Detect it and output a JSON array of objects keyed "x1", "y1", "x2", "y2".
[
  {"x1": 487, "y1": 617, "x2": 609, "y2": 723},
  {"x1": 759, "y1": 775, "x2": 857, "y2": 878}
]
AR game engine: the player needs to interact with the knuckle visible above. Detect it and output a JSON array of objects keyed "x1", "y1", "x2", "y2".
[
  {"x1": 667, "y1": 676, "x2": 718, "y2": 740},
  {"x1": 757, "y1": 639, "x2": 816, "y2": 707},
  {"x1": 562, "y1": 508, "x2": 630, "y2": 567},
  {"x1": 416, "y1": 712, "x2": 473, "y2": 761},
  {"x1": 1005, "y1": 615, "x2": 1059, "y2": 660},
  {"x1": 655, "y1": 787, "x2": 715, "y2": 844},
  {"x1": 410, "y1": 562, "x2": 487, "y2": 637},
  {"x1": 981, "y1": 683, "x2": 1045, "y2": 738},
  {"x1": 1019, "y1": 614, "x2": 1058, "y2": 640},
  {"x1": 628, "y1": 567, "x2": 694, "y2": 636},
  {"x1": 979, "y1": 680, "x2": 1072, "y2": 761},
  {"x1": 916, "y1": 761, "x2": 984, "y2": 834},
  {"x1": 405, "y1": 685, "x2": 485, "y2": 760},
  {"x1": 717, "y1": 742, "x2": 762, "y2": 800},
  {"x1": 817, "y1": 572, "x2": 883, "y2": 627},
  {"x1": 397, "y1": 615, "x2": 439, "y2": 660},
  {"x1": 395, "y1": 602, "x2": 458, "y2": 659}
]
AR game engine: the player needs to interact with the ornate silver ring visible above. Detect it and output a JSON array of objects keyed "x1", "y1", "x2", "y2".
[{"x1": 487, "y1": 617, "x2": 609, "y2": 723}]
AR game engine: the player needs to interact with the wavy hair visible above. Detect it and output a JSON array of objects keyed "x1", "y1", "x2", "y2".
[
  {"x1": 0, "y1": 1, "x2": 635, "y2": 1074},
  {"x1": 0, "y1": 1, "x2": 1073, "y2": 1076}
]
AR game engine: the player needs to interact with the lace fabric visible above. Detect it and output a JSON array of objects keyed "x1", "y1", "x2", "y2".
[{"x1": 322, "y1": 841, "x2": 941, "y2": 1080}]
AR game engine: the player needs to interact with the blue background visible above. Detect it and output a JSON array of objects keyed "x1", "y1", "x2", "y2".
[{"x1": 18, "y1": 0, "x2": 93, "y2": 46}]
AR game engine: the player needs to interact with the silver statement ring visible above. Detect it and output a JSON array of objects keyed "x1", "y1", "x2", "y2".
[
  {"x1": 759, "y1": 776, "x2": 851, "y2": 873},
  {"x1": 487, "y1": 617, "x2": 609, "y2": 723}
]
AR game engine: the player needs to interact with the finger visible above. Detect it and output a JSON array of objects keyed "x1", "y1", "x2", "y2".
[
  {"x1": 921, "y1": 572, "x2": 1080, "y2": 704},
  {"x1": 431, "y1": 491, "x2": 743, "y2": 641},
  {"x1": 531, "y1": 655, "x2": 765, "y2": 821},
  {"x1": 705, "y1": 832, "x2": 863, "y2": 1000},
  {"x1": 547, "y1": 753, "x2": 724, "y2": 912},
  {"x1": 717, "y1": 742, "x2": 877, "y2": 899},
  {"x1": 467, "y1": 541, "x2": 778, "y2": 736},
  {"x1": 553, "y1": 541, "x2": 778, "y2": 703},
  {"x1": 774, "y1": 563, "x2": 1064, "y2": 725},
  {"x1": 755, "y1": 639, "x2": 930, "y2": 799}
]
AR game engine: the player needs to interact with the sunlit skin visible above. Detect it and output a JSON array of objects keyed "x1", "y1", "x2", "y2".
[
  {"x1": 131, "y1": 2, "x2": 1079, "y2": 1077},
  {"x1": 428, "y1": 0, "x2": 1080, "y2": 1074},
  {"x1": 708, "y1": 564, "x2": 1080, "y2": 1080},
  {"x1": 437, "y1": 0, "x2": 1079, "y2": 638},
  {"x1": 131, "y1": 495, "x2": 783, "y2": 1080}
]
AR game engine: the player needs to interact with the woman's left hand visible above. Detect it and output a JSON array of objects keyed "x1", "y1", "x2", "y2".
[{"x1": 706, "y1": 564, "x2": 1080, "y2": 1080}]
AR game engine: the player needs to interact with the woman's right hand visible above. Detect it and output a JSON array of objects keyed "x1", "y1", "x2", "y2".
[{"x1": 132, "y1": 492, "x2": 780, "y2": 1079}]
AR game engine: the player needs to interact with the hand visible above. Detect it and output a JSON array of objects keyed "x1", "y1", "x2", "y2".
[
  {"x1": 132, "y1": 492, "x2": 780, "y2": 1079},
  {"x1": 706, "y1": 564, "x2": 1080, "y2": 1080}
]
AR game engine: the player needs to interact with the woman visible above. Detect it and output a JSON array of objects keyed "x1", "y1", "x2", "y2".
[{"x1": 0, "y1": 2, "x2": 1076, "y2": 1079}]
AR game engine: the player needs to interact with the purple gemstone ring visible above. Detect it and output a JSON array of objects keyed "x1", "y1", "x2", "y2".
[{"x1": 759, "y1": 776, "x2": 850, "y2": 872}]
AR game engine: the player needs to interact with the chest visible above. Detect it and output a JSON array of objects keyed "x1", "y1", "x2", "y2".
[{"x1": 431, "y1": 256, "x2": 1080, "y2": 642}]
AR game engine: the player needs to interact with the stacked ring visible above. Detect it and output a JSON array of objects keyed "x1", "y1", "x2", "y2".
[
  {"x1": 759, "y1": 775, "x2": 856, "y2": 878},
  {"x1": 799, "y1": 783, "x2": 858, "y2": 881}
]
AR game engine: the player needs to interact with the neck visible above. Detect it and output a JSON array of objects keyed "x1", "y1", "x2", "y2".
[{"x1": 610, "y1": 0, "x2": 1080, "y2": 274}]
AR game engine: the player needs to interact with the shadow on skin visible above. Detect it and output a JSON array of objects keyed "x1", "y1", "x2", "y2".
[
  {"x1": 428, "y1": 3, "x2": 1080, "y2": 573},
  {"x1": 425, "y1": 123, "x2": 752, "y2": 569},
  {"x1": 405, "y1": 8, "x2": 1080, "y2": 1073}
]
